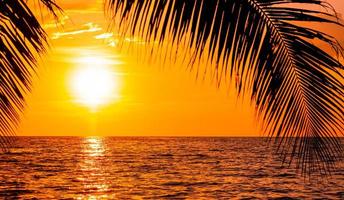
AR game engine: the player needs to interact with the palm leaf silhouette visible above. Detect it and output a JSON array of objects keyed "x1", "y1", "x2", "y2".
[
  {"x1": 106, "y1": 0, "x2": 344, "y2": 174},
  {"x1": 0, "y1": 0, "x2": 60, "y2": 150}
]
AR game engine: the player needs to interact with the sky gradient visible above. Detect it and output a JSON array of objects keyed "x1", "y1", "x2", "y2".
[{"x1": 18, "y1": 0, "x2": 344, "y2": 136}]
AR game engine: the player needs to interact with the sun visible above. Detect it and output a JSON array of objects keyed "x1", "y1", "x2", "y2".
[{"x1": 69, "y1": 56, "x2": 120, "y2": 110}]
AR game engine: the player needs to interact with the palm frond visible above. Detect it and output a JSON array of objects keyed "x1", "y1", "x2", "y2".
[
  {"x1": 106, "y1": 0, "x2": 344, "y2": 174},
  {"x1": 0, "y1": 0, "x2": 61, "y2": 151}
]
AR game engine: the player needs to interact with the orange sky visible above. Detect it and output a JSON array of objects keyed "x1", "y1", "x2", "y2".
[{"x1": 18, "y1": 0, "x2": 344, "y2": 136}]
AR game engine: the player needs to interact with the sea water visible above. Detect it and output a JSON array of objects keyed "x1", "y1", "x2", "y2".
[{"x1": 0, "y1": 137, "x2": 343, "y2": 199}]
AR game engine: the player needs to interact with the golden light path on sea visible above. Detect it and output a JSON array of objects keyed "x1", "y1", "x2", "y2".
[{"x1": 77, "y1": 137, "x2": 114, "y2": 199}]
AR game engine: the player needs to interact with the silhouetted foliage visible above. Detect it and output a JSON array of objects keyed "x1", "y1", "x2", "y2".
[
  {"x1": 106, "y1": 0, "x2": 344, "y2": 175},
  {"x1": 0, "y1": 0, "x2": 61, "y2": 150}
]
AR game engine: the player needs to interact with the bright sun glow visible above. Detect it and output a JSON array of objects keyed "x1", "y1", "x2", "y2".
[{"x1": 70, "y1": 56, "x2": 120, "y2": 110}]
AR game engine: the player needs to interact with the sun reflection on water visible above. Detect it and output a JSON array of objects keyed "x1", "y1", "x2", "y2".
[
  {"x1": 76, "y1": 137, "x2": 115, "y2": 199},
  {"x1": 85, "y1": 137, "x2": 105, "y2": 157}
]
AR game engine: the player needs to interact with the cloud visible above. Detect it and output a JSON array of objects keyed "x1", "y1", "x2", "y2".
[
  {"x1": 43, "y1": 16, "x2": 70, "y2": 29},
  {"x1": 94, "y1": 32, "x2": 119, "y2": 47},
  {"x1": 52, "y1": 23, "x2": 102, "y2": 39},
  {"x1": 94, "y1": 32, "x2": 153, "y2": 47},
  {"x1": 95, "y1": 33, "x2": 113, "y2": 39}
]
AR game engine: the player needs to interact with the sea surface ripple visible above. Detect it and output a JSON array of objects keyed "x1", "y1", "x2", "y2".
[{"x1": 0, "y1": 137, "x2": 343, "y2": 199}]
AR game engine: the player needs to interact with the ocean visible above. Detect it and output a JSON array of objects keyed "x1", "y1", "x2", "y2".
[{"x1": 0, "y1": 137, "x2": 343, "y2": 199}]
